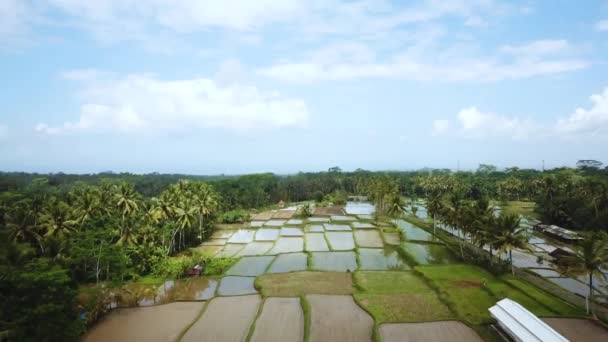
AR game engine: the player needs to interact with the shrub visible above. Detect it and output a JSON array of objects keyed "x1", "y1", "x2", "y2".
[
  {"x1": 152, "y1": 252, "x2": 237, "y2": 279},
  {"x1": 219, "y1": 209, "x2": 250, "y2": 224}
]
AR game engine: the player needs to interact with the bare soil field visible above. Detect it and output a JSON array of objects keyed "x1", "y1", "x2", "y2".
[
  {"x1": 307, "y1": 294, "x2": 373, "y2": 342},
  {"x1": 251, "y1": 211, "x2": 275, "y2": 221},
  {"x1": 85, "y1": 302, "x2": 204, "y2": 342},
  {"x1": 313, "y1": 206, "x2": 344, "y2": 216},
  {"x1": 379, "y1": 321, "x2": 483, "y2": 342},
  {"x1": 250, "y1": 297, "x2": 304, "y2": 342},
  {"x1": 273, "y1": 210, "x2": 296, "y2": 219},
  {"x1": 182, "y1": 295, "x2": 261, "y2": 342},
  {"x1": 543, "y1": 318, "x2": 608, "y2": 342}
]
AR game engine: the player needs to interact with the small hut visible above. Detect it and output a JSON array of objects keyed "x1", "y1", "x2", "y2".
[{"x1": 186, "y1": 264, "x2": 203, "y2": 277}]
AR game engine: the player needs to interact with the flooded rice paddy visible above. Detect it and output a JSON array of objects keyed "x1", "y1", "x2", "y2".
[
  {"x1": 88, "y1": 201, "x2": 606, "y2": 340},
  {"x1": 226, "y1": 256, "x2": 275, "y2": 276},
  {"x1": 227, "y1": 229, "x2": 255, "y2": 243},
  {"x1": 268, "y1": 237, "x2": 304, "y2": 254},
  {"x1": 217, "y1": 276, "x2": 257, "y2": 296},
  {"x1": 401, "y1": 242, "x2": 458, "y2": 265},
  {"x1": 312, "y1": 252, "x2": 357, "y2": 272},
  {"x1": 354, "y1": 230, "x2": 384, "y2": 248},
  {"x1": 268, "y1": 253, "x2": 308, "y2": 273},
  {"x1": 325, "y1": 232, "x2": 356, "y2": 250},
  {"x1": 254, "y1": 228, "x2": 279, "y2": 241},
  {"x1": 305, "y1": 233, "x2": 330, "y2": 251},
  {"x1": 358, "y1": 248, "x2": 409, "y2": 270}
]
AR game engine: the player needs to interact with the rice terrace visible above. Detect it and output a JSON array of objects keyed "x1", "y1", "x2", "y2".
[
  {"x1": 3, "y1": 1, "x2": 608, "y2": 341},
  {"x1": 77, "y1": 197, "x2": 607, "y2": 342}
]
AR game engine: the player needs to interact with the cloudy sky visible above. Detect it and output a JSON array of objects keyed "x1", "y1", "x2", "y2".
[{"x1": 1, "y1": 0, "x2": 608, "y2": 174}]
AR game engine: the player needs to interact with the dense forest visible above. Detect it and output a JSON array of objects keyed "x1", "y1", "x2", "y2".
[{"x1": 1, "y1": 160, "x2": 607, "y2": 340}]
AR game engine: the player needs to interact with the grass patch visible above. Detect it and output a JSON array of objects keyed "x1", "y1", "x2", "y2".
[
  {"x1": 255, "y1": 271, "x2": 353, "y2": 297},
  {"x1": 485, "y1": 279, "x2": 556, "y2": 316},
  {"x1": 416, "y1": 264, "x2": 583, "y2": 324},
  {"x1": 353, "y1": 271, "x2": 453, "y2": 323},
  {"x1": 500, "y1": 200, "x2": 539, "y2": 219},
  {"x1": 502, "y1": 276, "x2": 585, "y2": 316},
  {"x1": 416, "y1": 264, "x2": 498, "y2": 324},
  {"x1": 301, "y1": 295, "x2": 311, "y2": 342},
  {"x1": 134, "y1": 275, "x2": 165, "y2": 286}
]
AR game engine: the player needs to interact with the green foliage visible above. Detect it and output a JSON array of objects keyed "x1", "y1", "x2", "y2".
[
  {"x1": 353, "y1": 271, "x2": 453, "y2": 323},
  {"x1": 219, "y1": 209, "x2": 250, "y2": 223},
  {"x1": 323, "y1": 190, "x2": 347, "y2": 205},
  {"x1": 0, "y1": 256, "x2": 84, "y2": 341},
  {"x1": 152, "y1": 252, "x2": 237, "y2": 279}
]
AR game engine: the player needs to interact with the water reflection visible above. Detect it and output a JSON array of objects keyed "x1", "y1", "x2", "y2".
[
  {"x1": 112, "y1": 277, "x2": 219, "y2": 308},
  {"x1": 344, "y1": 202, "x2": 376, "y2": 215}
]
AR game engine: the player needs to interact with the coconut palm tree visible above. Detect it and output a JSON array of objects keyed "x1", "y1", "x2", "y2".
[
  {"x1": 38, "y1": 200, "x2": 78, "y2": 240},
  {"x1": 494, "y1": 213, "x2": 528, "y2": 274},
  {"x1": 115, "y1": 183, "x2": 140, "y2": 236},
  {"x1": 174, "y1": 199, "x2": 197, "y2": 251},
  {"x1": 193, "y1": 184, "x2": 217, "y2": 240},
  {"x1": 386, "y1": 193, "x2": 406, "y2": 218},
  {"x1": 5, "y1": 201, "x2": 44, "y2": 252},
  {"x1": 73, "y1": 187, "x2": 100, "y2": 228},
  {"x1": 426, "y1": 193, "x2": 444, "y2": 234},
  {"x1": 564, "y1": 232, "x2": 608, "y2": 312},
  {"x1": 116, "y1": 218, "x2": 139, "y2": 246}
]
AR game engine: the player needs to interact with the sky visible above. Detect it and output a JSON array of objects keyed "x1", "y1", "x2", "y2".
[{"x1": 1, "y1": 0, "x2": 608, "y2": 174}]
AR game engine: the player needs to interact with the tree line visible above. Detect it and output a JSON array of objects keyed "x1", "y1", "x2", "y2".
[{"x1": 1, "y1": 161, "x2": 607, "y2": 339}]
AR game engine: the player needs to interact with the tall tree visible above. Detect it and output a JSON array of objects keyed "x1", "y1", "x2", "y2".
[
  {"x1": 494, "y1": 213, "x2": 528, "y2": 274},
  {"x1": 564, "y1": 232, "x2": 608, "y2": 312}
]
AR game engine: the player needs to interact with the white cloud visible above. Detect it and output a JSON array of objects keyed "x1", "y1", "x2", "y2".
[
  {"x1": 0, "y1": 0, "x2": 33, "y2": 46},
  {"x1": 555, "y1": 87, "x2": 608, "y2": 138},
  {"x1": 595, "y1": 19, "x2": 608, "y2": 31},
  {"x1": 215, "y1": 59, "x2": 245, "y2": 86},
  {"x1": 29, "y1": 0, "x2": 512, "y2": 44},
  {"x1": 45, "y1": 0, "x2": 304, "y2": 42},
  {"x1": 36, "y1": 71, "x2": 309, "y2": 135},
  {"x1": 432, "y1": 119, "x2": 449, "y2": 136},
  {"x1": 456, "y1": 107, "x2": 536, "y2": 140},
  {"x1": 435, "y1": 87, "x2": 608, "y2": 141},
  {"x1": 499, "y1": 39, "x2": 572, "y2": 57},
  {"x1": 258, "y1": 39, "x2": 588, "y2": 83}
]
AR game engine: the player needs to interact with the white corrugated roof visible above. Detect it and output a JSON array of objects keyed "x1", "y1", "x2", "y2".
[{"x1": 489, "y1": 298, "x2": 568, "y2": 342}]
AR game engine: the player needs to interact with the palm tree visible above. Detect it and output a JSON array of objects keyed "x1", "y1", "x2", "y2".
[
  {"x1": 494, "y1": 213, "x2": 528, "y2": 274},
  {"x1": 174, "y1": 199, "x2": 197, "y2": 251},
  {"x1": 426, "y1": 193, "x2": 444, "y2": 234},
  {"x1": 38, "y1": 200, "x2": 78, "y2": 239},
  {"x1": 73, "y1": 187, "x2": 100, "y2": 227},
  {"x1": 116, "y1": 218, "x2": 139, "y2": 246},
  {"x1": 115, "y1": 183, "x2": 140, "y2": 235},
  {"x1": 193, "y1": 184, "x2": 217, "y2": 240},
  {"x1": 386, "y1": 193, "x2": 406, "y2": 218},
  {"x1": 564, "y1": 232, "x2": 608, "y2": 313},
  {"x1": 5, "y1": 201, "x2": 44, "y2": 252},
  {"x1": 300, "y1": 203, "x2": 313, "y2": 217}
]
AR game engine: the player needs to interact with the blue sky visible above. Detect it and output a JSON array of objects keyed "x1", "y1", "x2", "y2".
[{"x1": 1, "y1": 0, "x2": 608, "y2": 174}]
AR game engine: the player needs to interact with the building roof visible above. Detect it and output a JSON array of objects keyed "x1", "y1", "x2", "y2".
[
  {"x1": 536, "y1": 224, "x2": 583, "y2": 241},
  {"x1": 489, "y1": 298, "x2": 568, "y2": 342}
]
